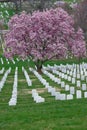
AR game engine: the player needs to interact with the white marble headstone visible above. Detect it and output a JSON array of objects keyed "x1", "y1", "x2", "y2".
[
  {"x1": 77, "y1": 80, "x2": 81, "y2": 87},
  {"x1": 36, "y1": 97, "x2": 45, "y2": 103},
  {"x1": 81, "y1": 70, "x2": 83, "y2": 75},
  {"x1": 72, "y1": 78, "x2": 75, "y2": 84},
  {"x1": 76, "y1": 90, "x2": 82, "y2": 99},
  {"x1": 60, "y1": 94, "x2": 66, "y2": 100},
  {"x1": 51, "y1": 88, "x2": 56, "y2": 96},
  {"x1": 64, "y1": 74, "x2": 68, "y2": 80},
  {"x1": 67, "y1": 70, "x2": 70, "y2": 75},
  {"x1": 57, "y1": 78, "x2": 61, "y2": 84},
  {"x1": 59, "y1": 72, "x2": 62, "y2": 77},
  {"x1": 81, "y1": 75, "x2": 85, "y2": 81},
  {"x1": 61, "y1": 81, "x2": 65, "y2": 88},
  {"x1": 48, "y1": 86, "x2": 52, "y2": 93},
  {"x1": 77, "y1": 73, "x2": 80, "y2": 79},
  {"x1": 67, "y1": 94, "x2": 73, "y2": 100},
  {"x1": 84, "y1": 92, "x2": 87, "y2": 98},
  {"x1": 70, "y1": 71, "x2": 73, "y2": 76},
  {"x1": 62, "y1": 73, "x2": 64, "y2": 79},
  {"x1": 82, "y1": 84, "x2": 86, "y2": 91},
  {"x1": 65, "y1": 85, "x2": 70, "y2": 91},
  {"x1": 55, "y1": 92, "x2": 61, "y2": 100},
  {"x1": 86, "y1": 77, "x2": 87, "y2": 83},
  {"x1": 68, "y1": 76, "x2": 71, "y2": 82},
  {"x1": 70, "y1": 87, "x2": 75, "y2": 94},
  {"x1": 73, "y1": 73, "x2": 76, "y2": 78},
  {"x1": 85, "y1": 71, "x2": 87, "y2": 76}
]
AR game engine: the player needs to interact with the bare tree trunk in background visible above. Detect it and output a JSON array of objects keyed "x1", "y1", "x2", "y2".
[{"x1": 38, "y1": 0, "x2": 45, "y2": 11}]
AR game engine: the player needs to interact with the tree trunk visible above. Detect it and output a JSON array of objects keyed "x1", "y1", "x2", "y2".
[
  {"x1": 37, "y1": 67, "x2": 42, "y2": 74},
  {"x1": 35, "y1": 60, "x2": 43, "y2": 74},
  {"x1": 38, "y1": 0, "x2": 44, "y2": 11}
]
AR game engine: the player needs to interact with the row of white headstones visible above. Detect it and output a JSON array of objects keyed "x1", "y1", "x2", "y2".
[
  {"x1": 43, "y1": 63, "x2": 87, "y2": 98},
  {"x1": 0, "y1": 67, "x2": 11, "y2": 92},
  {"x1": 30, "y1": 62, "x2": 87, "y2": 102},
  {"x1": 9, "y1": 67, "x2": 33, "y2": 106},
  {"x1": 0, "y1": 57, "x2": 30, "y2": 65},
  {"x1": 9, "y1": 67, "x2": 18, "y2": 106},
  {"x1": 29, "y1": 68, "x2": 74, "y2": 101},
  {"x1": 1, "y1": 62, "x2": 87, "y2": 105}
]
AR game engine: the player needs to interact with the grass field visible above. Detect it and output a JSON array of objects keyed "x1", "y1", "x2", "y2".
[
  {"x1": 0, "y1": 0, "x2": 87, "y2": 129},
  {"x1": 0, "y1": 55, "x2": 87, "y2": 130}
]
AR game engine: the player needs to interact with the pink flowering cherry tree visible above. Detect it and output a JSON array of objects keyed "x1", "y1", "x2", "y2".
[
  {"x1": 72, "y1": 28, "x2": 86, "y2": 59},
  {"x1": 4, "y1": 8, "x2": 86, "y2": 72}
]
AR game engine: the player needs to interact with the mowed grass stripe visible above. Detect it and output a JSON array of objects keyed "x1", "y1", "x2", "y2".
[{"x1": 0, "y1": 55, "x2": 87, "y2": 129}]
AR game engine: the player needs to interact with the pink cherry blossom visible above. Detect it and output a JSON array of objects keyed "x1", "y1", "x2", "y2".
[{"x1": 4, "y1": 8, "x2": 86, "y2": 70}]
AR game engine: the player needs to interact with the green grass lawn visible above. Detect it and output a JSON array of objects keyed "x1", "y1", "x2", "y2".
[{"x1": 0, "y1": 55, "x2": 87, "y2": 130}]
